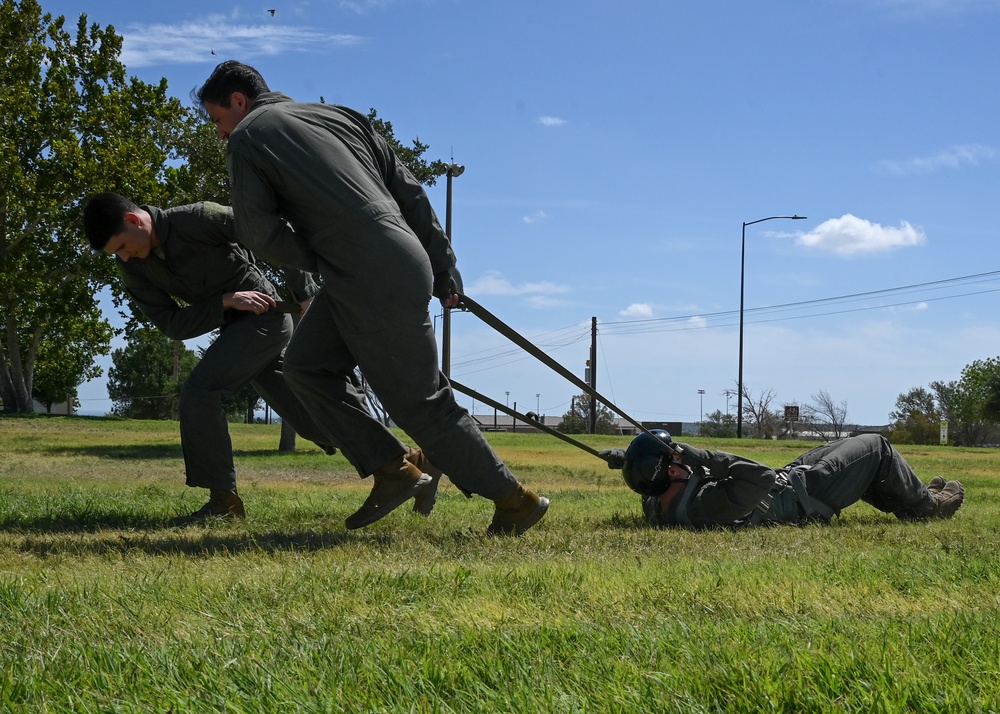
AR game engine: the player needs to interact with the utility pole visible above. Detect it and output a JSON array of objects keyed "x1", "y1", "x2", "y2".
[{"x1": 589, "y1": 316, "x2": 597, "y2": 434}]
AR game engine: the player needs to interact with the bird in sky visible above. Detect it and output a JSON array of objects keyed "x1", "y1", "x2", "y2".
[{"x1": 267, "y1": 9, "x2": 275, "y2": 16}]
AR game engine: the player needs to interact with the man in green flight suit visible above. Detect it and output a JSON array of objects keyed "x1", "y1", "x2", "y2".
[
  {"x1": 84, "y1": 192, "x2": 439, "y2": 521},
  {"x1": 196, "y1": 60, "x2": 548, "y2": 536}
]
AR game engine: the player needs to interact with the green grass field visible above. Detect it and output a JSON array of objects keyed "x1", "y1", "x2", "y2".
[{"x1": 1, "y1": 416, "x2": 998, "y2": 713}]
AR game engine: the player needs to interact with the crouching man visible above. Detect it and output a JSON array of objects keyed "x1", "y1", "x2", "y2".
[{"x1": 600, "y1": 432, "x2": 964, "y2": 528}]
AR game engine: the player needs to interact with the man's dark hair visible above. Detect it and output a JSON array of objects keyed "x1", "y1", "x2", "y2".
[
  {"x1": 196, "y1": 60, "x2": 270, "y2": 108},
  {"x1": 82, "y1": 192, "x2": 140, "y2": 251}
]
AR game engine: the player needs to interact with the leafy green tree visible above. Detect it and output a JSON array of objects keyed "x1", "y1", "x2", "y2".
[
  {"x1": 0, "y1": 0, "x2": 187, "y2": 412},
  {"x1": 557, "y1": 394, "x2": 617, "y2": 435},
  {"x1": 700, "y1": 409, "x2": 737, "y2": 438},
  {"x1": 365, "y1": 108, "x2": 449, "y2": 186},
  {"x1": 949, "y1": 357, "x2": 1000, "y2": 446},
  {"x1": 107, "y1": 327, "x2": 197, "y2": 419},
  {"x1": 31, "y1": 312, "x2": 110, "y2": 412},
  {"x1": 889, "y1": 387, "x2": 941, "y2": 444}
]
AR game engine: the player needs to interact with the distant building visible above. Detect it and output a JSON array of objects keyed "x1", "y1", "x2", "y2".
[
  {"x1": 0, "y1": 395, "x2": 73, "y2": 415},
  {"x1": 468, "y1": 413, "x2": 692, "y2": 437}
]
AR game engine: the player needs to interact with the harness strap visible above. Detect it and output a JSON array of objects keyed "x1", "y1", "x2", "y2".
[
  {"x1": 785, "y1": 466, "x2": 836, "y2": 522},
  {"x1": 670, "y1": 470, "x2": 704, "y2": 528}
]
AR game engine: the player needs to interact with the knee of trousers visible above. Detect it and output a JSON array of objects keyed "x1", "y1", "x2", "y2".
[{"x1": 179, "y1": 381, "x2": 225, "y2": 416}]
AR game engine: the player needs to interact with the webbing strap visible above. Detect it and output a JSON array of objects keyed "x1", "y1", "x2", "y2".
[
  {"x1": 449, "y1": 378, "x2": 602, "y2": 457},
  {"x1": 669, "y1": 470, "x2": 704, "y2": 528},
  {"x1": 458, "y1": 294, "x2": 650, "y2": 436},
  {"x1": 786, "y1": 466, "x2": 836, "y2": 521}
]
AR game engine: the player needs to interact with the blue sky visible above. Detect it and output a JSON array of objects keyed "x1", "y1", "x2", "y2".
[{"x1": 57, "y1": 0, "x2": 1000, "y2": 426}]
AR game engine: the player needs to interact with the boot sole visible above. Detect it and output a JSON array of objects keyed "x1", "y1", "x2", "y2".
[
  {"x1": 517, "y1": 496, "x2": 550, "y2": 535},
  {"x1": 412, "y1": 475, "x2": 441, "y2": 517},
  {"x1": 345, "y1": 474, "x2": 432, "y2": 530}
]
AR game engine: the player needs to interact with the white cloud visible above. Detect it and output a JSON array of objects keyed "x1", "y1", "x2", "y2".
[
  {"x1": 874, "y1": 144, "x2": 996, "y2": 175},
  {"x1": 526, "y1": 295, "x2": 570, "y2": 309},
  {"x1": 120, "y1": 15, "x2": 364, "y2": 67},
  {"x1": 340, "y1": 0, "x2": 396, "y2": 13},
  {"x1": 538, "y1": 116, "x2": 568, "y2": 127},
  {"x1": 795, "y1": 214, "x2": 925, "y2": 256},
  {"x1": 467, "y1": 270, "x2": 569, "y2": 297},
  {"x1": 523, "y1": 210, "x2": 550, "y2": 224},
  {"x1": 620, "y1": 303, "x2": 653, "y2": 317}
]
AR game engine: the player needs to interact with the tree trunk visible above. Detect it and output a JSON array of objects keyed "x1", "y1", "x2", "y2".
[{"x1": 279, "y1": 420, "x2": 297, "y2": 452}]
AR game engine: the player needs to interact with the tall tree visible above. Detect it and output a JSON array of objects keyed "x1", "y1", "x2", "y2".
[
  {"x1": 557, "y1": 394, "x2": 617, "y2": 435},
  {"x1": 889, "y1": 386, "x2": 940, "y2": 444},
  {"x1": 803, "y1": 389, "x2": 849, "y2": 439},
  {"x1": 700, "y1": 409, "x2": 737, "y2": 438},
  {"x1": 31, "y1": 310, "x2": 109, "y2": 411},
  {"x1": 949, "y1": 357, "x2": 1000, "y2": 446},
  {"x1": 0, "y1": 0, "x2": 186, "y2": 412},
  {"x1": 739, "y1": 384, "x2": 782, "y2": 439}
]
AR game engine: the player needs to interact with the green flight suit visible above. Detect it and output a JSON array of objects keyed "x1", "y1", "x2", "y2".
[
  {"x1": 225, "y1": 93, "x2": 519, "y2": 499},
  {"x1": 116, "y1": 202, "x2": 329, "y2": 490}
]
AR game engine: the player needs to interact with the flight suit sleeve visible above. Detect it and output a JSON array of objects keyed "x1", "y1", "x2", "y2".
[{"x1": 118, "y1": 263, "x2": 225, "y2": 341}]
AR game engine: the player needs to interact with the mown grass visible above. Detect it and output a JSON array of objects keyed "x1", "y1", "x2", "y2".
[{"x1": 1, "y1": 415, "x2": 998, "y2": 713}]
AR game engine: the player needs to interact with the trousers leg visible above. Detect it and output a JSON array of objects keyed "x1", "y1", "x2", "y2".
[
  {"x1": 179, "y1": 312, "x2": 293, "y2": 490},
  {"x1": 793, "y1": 434, "x2": 933, "y2": 515},
  {"x1": 283, "y1": 293, "x2": 406, "y2": 477},
  {"x1": 288, "y1": 216, "x2": 521, "y2": 500},
  {"x1": 251, "y1": 348, "x2": 342, "y2": 451}
]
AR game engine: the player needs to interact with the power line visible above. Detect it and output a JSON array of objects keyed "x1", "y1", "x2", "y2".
[{"x1": 446, "y1": 268, "x2": 1000, "y2": 378}]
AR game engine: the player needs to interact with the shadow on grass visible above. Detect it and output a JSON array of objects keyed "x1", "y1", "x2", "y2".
[
  {"x1": 3, "y1": 512, "x2": 389, "y2": 556},
  {"x1": 43, "y1": 444, "x2": 183, "y2": 459},
  {"x1": 42, "y1": 445, "x2": 328, "y2": 460},
  {"x1": 11, "y1": 529, "x2": 386, "y2": 557},
  {"x1": 603, "y1": 512, "x2": 654, "y2": 530}
]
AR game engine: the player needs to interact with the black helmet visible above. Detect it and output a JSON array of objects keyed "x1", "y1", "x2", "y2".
[{"x1": 622, "y1": 430, "x2": 675, "y2": 496}]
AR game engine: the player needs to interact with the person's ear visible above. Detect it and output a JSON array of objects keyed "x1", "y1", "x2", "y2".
[
  {"x1": 123, "y1": 212, "x2": 142, "y2": 228},
  {"x1": 232, "y1": 91, "x2": 250, "y2": 112}
]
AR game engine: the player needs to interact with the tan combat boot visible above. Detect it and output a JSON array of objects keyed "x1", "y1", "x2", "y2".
[
  {"x1": 345, "y1": 456, "x2": 431, "y2": 530},
  {"x1": 187, "y1": 489, "x2": 246, "y2": 520},
  {"x1": 486, "y1": 484, "x2": 549, "y2": 537},
  {"x1": 930, "y1": 480, "x2": 964, "y2": 518},
  {"x1": 406, "y1": 447, "x2": 444, "y2": 516}
]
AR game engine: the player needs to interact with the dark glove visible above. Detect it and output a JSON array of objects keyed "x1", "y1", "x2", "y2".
[
  {"x1": 433, "y1": 265, "x2": 464, "y2": 304},
  {"x1": 598, "y1": 449, "x2": 625, "y2": 470}
]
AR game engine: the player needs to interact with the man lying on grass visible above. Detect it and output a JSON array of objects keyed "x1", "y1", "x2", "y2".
[{"x1": 600, "y1": 432, "x2": 964, "y2": 528}]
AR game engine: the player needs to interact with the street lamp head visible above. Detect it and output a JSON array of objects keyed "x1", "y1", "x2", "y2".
[{"x1": 446, "y1": 164, "x2": 465, "y2": 177}]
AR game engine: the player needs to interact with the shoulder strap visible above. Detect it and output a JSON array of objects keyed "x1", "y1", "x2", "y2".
[{"x1": 671, "y1": 470, "x2": 705, "y2": 528}]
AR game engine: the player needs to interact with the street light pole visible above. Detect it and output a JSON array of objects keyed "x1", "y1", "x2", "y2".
[
  {"x1": 441, "y1": 163, "x2": 465, "y2": 377},
  {"x1": 738, "y1": 215, "x2": 807, "y2": 438},
  {"x1": 698, "y1": 389, "x2": 705, "y2": 426}
]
